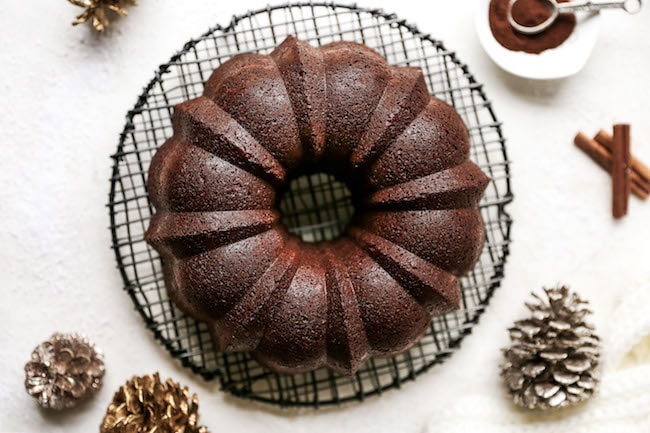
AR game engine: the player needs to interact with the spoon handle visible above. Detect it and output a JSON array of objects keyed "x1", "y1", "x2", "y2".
[{"x1": 557, "y1": 0, "x2": 642, "y2": 14}]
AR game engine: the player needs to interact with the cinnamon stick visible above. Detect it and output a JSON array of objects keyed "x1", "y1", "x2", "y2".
[
  {"x1": 574, "y1": 132, "x2": 649, "y2": 200},
  {"x1": 594, "y1": 133, "x2": 650, "y2": 197},
  {"x1": 594, "y1": 129, "x2": 650, "y2": 185},
  {"x1": 612, "y1": 124, "x2": 631, "y2": 219}
]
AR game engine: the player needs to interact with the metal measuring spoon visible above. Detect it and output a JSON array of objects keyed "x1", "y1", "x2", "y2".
[{"x1": 508, "y1": 0, "x2": 642, "y2": 35}]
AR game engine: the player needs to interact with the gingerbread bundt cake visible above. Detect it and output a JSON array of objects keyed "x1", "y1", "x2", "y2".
[{"x1": 145, "y1": 36, "x2": 489, "y2": 375}]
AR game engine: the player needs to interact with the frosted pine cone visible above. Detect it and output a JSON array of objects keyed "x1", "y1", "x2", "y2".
[
  {"x1": 24, "y1": 333, "x2": 105, "y2": 410},
  {"x1": 501, "y1": 286, "x2": 600, "y2": 410}
]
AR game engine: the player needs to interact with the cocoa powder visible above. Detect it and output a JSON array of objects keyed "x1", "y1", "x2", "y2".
[{"x1": 489, "y1": 0, "x2": 576, "y2": 54}]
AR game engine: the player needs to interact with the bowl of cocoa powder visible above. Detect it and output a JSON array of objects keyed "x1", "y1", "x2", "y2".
[{"x1": 475, "y1": 0, "x2": 601, "y2": 79}]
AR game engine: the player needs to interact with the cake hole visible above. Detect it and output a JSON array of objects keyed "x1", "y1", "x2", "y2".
[{"x1": 279, "y1": 172, "x2": 355, "y2": 243}]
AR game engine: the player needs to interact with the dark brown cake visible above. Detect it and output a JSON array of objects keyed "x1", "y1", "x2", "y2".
[{"x1": 145, "y1": 35, "x2": 489, "y2": 375}]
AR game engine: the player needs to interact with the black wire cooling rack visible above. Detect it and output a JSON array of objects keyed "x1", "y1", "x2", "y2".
[{"x1": 108, "y1": 1, "x2": 513, "y2": 407}]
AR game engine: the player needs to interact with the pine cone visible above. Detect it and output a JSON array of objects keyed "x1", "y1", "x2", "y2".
[
  {"x1": 501, "y1": 286, "x2": 600, "y2": 410},
  {"x1": 24, "y1": 333, "x2": 105, "y2": 410},
  {"x1": 101, "y1": 373, "x2": 209, "y2": 433},
  {"x1": 68, "y1": 0, "x2": 137, "y2": 32}
]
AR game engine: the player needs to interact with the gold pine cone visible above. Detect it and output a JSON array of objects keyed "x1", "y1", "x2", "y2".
[
  {"x1": 101, "y1": 373, "x2": 209, "y2": 433},
  {"x1": 68, "y1": 0, "x2": 137, "y2": 32}
]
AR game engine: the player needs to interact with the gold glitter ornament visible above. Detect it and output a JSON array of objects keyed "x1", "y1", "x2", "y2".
[
  {"x1": 24, "y1": 333, "x2": 105, "y2": 410},
  {"x1": 101, "y1": 373, "x2": 209, "y2": 433},
  {"x1": 501, "y1": 286, "x2": 601, "y2": 410},
  {"x1": 68, "y1": 0, "x2": 137, "y2": 32}
]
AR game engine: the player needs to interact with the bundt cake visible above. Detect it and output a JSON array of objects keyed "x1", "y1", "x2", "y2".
[{"x1": 145, "y1": 35, "x2": 489, "y2": 375}]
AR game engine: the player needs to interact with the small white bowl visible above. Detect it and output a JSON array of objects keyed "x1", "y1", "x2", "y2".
[{"x1": 474, "y1": 0, "x2": 601, "y2": 80}]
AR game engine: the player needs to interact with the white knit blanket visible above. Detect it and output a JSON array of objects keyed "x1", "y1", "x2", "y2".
[{"x1": 425, "y1": 285, "x2": 650, "y2": 433}]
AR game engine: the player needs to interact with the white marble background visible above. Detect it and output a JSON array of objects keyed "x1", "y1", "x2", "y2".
[{"x1": 1, "y1": 1, "x2": 649, "y2": 432}]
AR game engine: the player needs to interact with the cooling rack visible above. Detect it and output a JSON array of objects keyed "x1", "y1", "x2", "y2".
[{"x1": 108, "y1": 1, "x2": 513, "y2": 407}]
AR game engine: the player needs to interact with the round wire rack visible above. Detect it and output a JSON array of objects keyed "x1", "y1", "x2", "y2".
[{"x1": 108, "y1": 1, "x2": 513, "y2": 408}]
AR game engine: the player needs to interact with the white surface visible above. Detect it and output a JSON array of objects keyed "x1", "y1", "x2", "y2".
[
  {"x1": 475, "y1": 0, "x2": 602, "y2": 79},
  {"x1": 1, "y1": 1, "x2": 649, "y2": 432}
]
